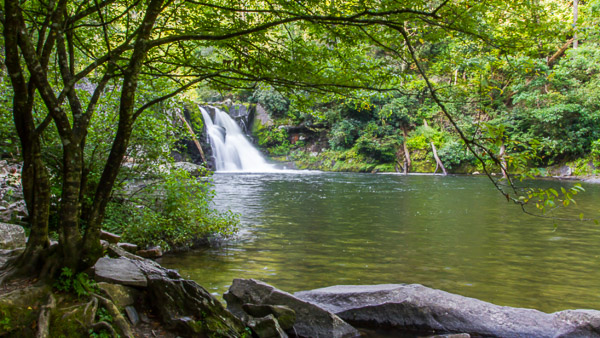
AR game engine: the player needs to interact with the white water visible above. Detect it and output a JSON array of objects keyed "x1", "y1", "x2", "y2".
[{"x1": 199, "y1": 106, "x2": 276, "y2": 172}]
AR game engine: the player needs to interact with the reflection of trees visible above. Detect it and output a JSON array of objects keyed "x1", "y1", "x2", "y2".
[{"x1": 178, "y1": 174, "x2": 600, "y2": 311}]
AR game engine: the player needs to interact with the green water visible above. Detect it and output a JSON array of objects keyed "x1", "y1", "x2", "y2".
[{"x1": 158, "y1": 172, "x2": 600, "y2": 313}]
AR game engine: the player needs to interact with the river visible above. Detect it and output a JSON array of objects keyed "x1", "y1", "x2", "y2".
[{"x1": 159, "y1": 172, "x2": 600, "y2": 313}]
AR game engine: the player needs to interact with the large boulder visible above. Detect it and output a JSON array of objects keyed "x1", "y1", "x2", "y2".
[
  {"x1": 224, "y1": 278, "x2": 360, "y2": 338},
  {"x1": 294, "y1": 284, "x2": 600, "y2": 337},
  {"x1": 132, "y1": 257, "x2": 245, "y2": 336},
  {"x1": 93, "y1": 257, "x2": 148, "y2": 287},
  {"x1": 0, "y1": 222, "x2": 26, "y2": 249}
]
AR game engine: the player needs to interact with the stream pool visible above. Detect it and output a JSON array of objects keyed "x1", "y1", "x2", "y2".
[{"x1": 159, "y1": 172, "x2": 600, "y2": 313}]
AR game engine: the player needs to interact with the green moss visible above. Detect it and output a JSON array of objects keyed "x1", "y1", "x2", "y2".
[
  {"x1": 409, "y1": 150, "x2": 436, "y2": 173},
  {"x1": 373, "y1": 163, "x2": 396, "y2": 172},
  {"x1": 49, "y1": 305, "x2": 88, "y2": 337},
  {"x1": 0, "y1": 286, "x2": 51, "y2": 337}
]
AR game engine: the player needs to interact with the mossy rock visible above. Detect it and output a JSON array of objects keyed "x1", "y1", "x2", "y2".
[
  {"x1": 0, "y1": 285, "x2": 51, "y2": 337},
  {"x1": 49, "y1": 300, "x2": 89, "y2": 337}
]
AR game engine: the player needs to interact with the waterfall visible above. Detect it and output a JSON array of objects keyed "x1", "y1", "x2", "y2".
[{"x1": 199, "y1": 106, "x2": 276, "y2": 172}]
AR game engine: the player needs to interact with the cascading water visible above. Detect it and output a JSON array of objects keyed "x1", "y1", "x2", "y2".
[{"x1": 200, "y1": 106, "x2": 276, "y2": 172}]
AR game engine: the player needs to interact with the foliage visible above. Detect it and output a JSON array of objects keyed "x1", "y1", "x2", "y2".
[
  {"x1": 53, "y1": 267, "x2": 98, "y2": 298},
  {"x1": 521, "y1": 184, "x2": 585, "y2": 214},
  {"x1": 328, "y1": 119, "x2": 362, "y2": 150},
  {"x1": 354, "y1": 122, "x2": 401, "y2": 162},
  {"x1": 105, "y1": 169, "x2": 239, "y2": 251},
  {"x1": 438, "y1": 140, "x2": 476, "y2": 170},
  {"x1": 255, "y1": 125, "x2": 291, "y2": 155},
  {"x1": 251, "y1": 86, "x2": 290, "y2": 118},
  {"x1": 0, "y1": 311, "x2": 10, "y2": 332},
  {"x1": 3, "y1": 0, "x2": 599, "y2": 275}
]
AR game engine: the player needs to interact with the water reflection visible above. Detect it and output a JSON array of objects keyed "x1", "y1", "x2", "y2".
[{"x1": 159, "y1": 173, "x2": 600, "y2": 312}]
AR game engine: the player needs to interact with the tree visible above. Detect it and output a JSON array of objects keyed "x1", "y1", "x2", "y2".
[
  {"x1": 1, "y1": 0, "x2": 580, "y2": 280},
  {"x1": 0, "y1": 0, "x2": 458, "y2": 279}
]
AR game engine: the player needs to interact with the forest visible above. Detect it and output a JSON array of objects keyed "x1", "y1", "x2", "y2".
[{"x1": 1, "y1": 0, "x2": 600, "y2": 336}]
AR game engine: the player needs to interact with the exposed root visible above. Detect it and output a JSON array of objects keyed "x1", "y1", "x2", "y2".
[
  {"x1": 0, "y1": 244, "x2": 59, "y2": 286},
  {"x1": 35, "y1": 294, "x2": 56, "y2": 338},
  {"x1": 83, "y1": 297, "x2": 99, "y2": 326},
  {"x1": 88, "y1": 321, "x2": 118, "y2": 338},
  {"x1": 93, "y1": 294, "x2": 134, "y2": 338}
]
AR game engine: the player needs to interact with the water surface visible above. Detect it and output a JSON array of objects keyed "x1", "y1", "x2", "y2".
[{"x1": 159, "y1": 173, "x2": 600, "y2": 313}]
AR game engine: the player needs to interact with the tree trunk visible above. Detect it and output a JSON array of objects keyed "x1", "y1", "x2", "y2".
[
  {"x1": 81, "y1": 0, "x2": 166, "y2": 269},
  {"x1": 573, "y1": 0, "x2": 579, "y2": 49},
  {"x1": 58, "y1": 142, "x2": 84, "y2": 269},
  {"x1": 3, "y1": 0, "x2": 51, "y2": 277}
]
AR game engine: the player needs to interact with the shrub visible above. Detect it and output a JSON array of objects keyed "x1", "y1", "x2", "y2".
[
  {"x1": 438, "y1": 140, "x2": 476, "y2": 170},
  {"x1": 252, "y1": 86, "x2": 289, "y2": 117},
  {"x1": 103, "y1": 169, "x2": 239, "y2": 251},
  {"x1": 328, "y1": 119, "x2": 361, "y2": 150}
]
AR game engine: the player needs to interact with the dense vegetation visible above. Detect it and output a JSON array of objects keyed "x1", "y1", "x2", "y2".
[
  {"x1": 0, "y1": 0, "x2": 597, "y2": 283},
  {"x1": 232, "y1": 1, "x2": 600, "y2": 177}
]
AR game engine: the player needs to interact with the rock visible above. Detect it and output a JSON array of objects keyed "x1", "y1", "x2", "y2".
[
  {"x1": 93, "y1": 257, "x2": 148, "y2": 287},
  {"x1": 0, "y1": 222, "x2": 26, "y2": 249},
  {"x1": 248, "y1": 314, "x2": 287, "y2": 338},
  {"x1": 552, "y1": 309, "x2": 600, "y2": 336},
  {"x1": 0, "y1": 285, "x2": 52, "y2": 337},
  {"x1": 136, "y1": 246, "x2": 162, "y2": 259},
  {"x1": 224, "y1": 279, "x2": 360, "y2": 338},
  {"x1": 125, "y1": 305, "x2": 140, "y2": 326},
  {"x1": 0, "y1": 248, "x2": 24, "y2": 269},
  {"x1": 294, "y1": 284, "x2": 600, "y2": 337},
  {"x1": 100, "y1": 239, "x2": 110, "y2": 251},
  {"x1": 132, "y1": 258, "x2": 245, "y2": 336},
  {"x1": 97, "y1": 282, "x2": 139, "y2": 308},
  {"x1": 172, "y1": 162, "x2": 206, "y2": 177},
  {"x1": 107, "y1": 243, "x2": 145, "y2": 261},
  {"x1": 255, "y1": 103, "x2": 272, "y2": 127},
  {"x1": 100, "y1": 230, "x2": 121, "y2": 244},
  {"x1": 242, "y1": 304, "x2": 296, "y2": 330},
  {"x1": 117, "y1": 242, "x2": 138, "y2": 253}
]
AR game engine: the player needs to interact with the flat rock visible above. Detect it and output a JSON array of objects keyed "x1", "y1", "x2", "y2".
[
  {"x1": 100, "y1": 230, "x2": 121, "y2": 244},
  {"x1": 0, "y1": 222, "x2": 26, "y2": 249},
  {"x1": 294, "y1": 284, "x2": 600, "y2": 337},
  {"x1": 224, "y1": 278, "x2": 360, "y2": 338},
  {"x1": 93, "y1": 257, "x2": 147, "y2": 287},
  {"x1": 117, "y1": 242, "x2": 138, "y2": 253}
]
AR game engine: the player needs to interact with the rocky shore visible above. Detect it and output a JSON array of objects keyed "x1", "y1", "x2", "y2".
[{"x1": 2, "y1": 221, "x2": 600, "y2": 337}]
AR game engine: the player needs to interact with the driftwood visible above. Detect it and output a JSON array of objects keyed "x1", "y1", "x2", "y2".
[
  {"x1": 402, "y1": 127, "x2": 412, "y2": 174},
  {"x1": 176, "y1": 112, "x2": 207, "y2": 163},
  {"x1": 499, "y1": 143, "x2": 508, "y2": 179},
  {"x1": 547, "y1": 37, "x2": 575, "y2": 67},
  {"x1": 424, "y1": 120, "x2": 447, "y2": 175}
]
